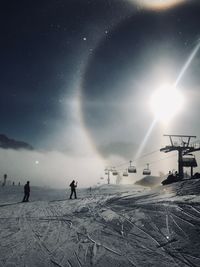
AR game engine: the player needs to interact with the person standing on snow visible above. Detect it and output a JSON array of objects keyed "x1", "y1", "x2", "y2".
[
  {"x1": 69, "y1": 180, "x2": 77, "y2": 199},
  {"x1": 2, "y1": 174, "x2": 7, "y2": 187},
  {"x1": 22, "y1": 181, "x2": 30, "y2": 202}
]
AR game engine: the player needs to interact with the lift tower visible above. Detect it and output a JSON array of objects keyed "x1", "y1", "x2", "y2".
[
  {"x1": 160, "y1": 135, "x2": 200, "y2": 180},
  {"x1": 104, "y1": 167, "x2": 113, "y2": 184}
]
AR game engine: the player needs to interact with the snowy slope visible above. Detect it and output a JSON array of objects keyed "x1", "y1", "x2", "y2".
[{"x1": 0, "y1": 181, "x2": 200, "y2": 267}]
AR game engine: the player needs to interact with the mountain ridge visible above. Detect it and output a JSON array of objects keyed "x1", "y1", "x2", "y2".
[{"x1": 0, "y1": 134, "x2": 33, "y2": 150}]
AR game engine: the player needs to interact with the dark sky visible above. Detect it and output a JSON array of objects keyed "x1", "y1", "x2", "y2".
[
  {"x1": 1, "y1": 0, "x2": 200, "y2": 158},
  {"x1": 0, "y1": 0, "x2": 132, "y2": 147}
]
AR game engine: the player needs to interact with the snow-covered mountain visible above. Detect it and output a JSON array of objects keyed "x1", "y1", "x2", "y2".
[{"x1": 135, "y1": 175, "x2": 163, "y2": 187}]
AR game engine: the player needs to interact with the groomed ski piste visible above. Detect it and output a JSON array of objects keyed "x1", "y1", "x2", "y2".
[{"x1": 0, "y1": 180, "x2": 200, "y2": 267}]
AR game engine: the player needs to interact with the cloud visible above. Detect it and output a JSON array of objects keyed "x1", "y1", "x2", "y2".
[
  {"x1": 0, "y1": 148, "x2": 105, "y2": 189},
  {"x1": 98, "y1": 141, "x2": 137, "y2": 159}
]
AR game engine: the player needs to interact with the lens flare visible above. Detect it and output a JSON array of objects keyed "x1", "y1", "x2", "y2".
[{"x1": 129, "y1": 0, "x2": 186, "y2": 10}]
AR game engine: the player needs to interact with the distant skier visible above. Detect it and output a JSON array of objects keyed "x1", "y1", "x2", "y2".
[
  {"x1": 88, "y1": 186, "x2": 92, "y2": 196},
  {"x1": 69, "y1": 180, "x2": 77, "y2": 199},
  {"x1": 2, "y1": 174, "x2": 7, "y2": 187},
  {"x1": 22, "y1": 181, "x2": 30, "y2": 202}
]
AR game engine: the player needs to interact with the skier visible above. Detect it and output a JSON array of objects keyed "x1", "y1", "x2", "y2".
[
  {"x1": 22, "y1": 181, "x2": 30, "y2": 202},
  {"x1": 69, "y1": 180, "x2": 77, "y2": 199},
  {"x1": 2, "y1": 174, "x2": 7, "y2": 186}
]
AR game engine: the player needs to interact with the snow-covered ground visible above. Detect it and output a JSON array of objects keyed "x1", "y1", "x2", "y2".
[{"x1": 0, "y1": 180, "x2": 200, "y2": 267}]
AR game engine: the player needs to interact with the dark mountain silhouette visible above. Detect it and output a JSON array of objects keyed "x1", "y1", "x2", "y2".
[
  {"x1": 135, "y1": 175, "x2": 163, "y2": 187},
  {"x1": 0, "y1": 134, "x2": 33, "y2": 150}
]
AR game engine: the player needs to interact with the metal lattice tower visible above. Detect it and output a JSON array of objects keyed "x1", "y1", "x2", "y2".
[{"x1": 160, "y1": 135, "x2": 200, "y2": 179}]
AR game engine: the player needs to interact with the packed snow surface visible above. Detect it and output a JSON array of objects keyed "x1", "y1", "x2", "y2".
[{"x1": 0, "y1": 180, "x2": 200, "y2": 267}]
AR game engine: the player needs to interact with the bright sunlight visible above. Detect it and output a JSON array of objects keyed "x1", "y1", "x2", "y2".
[{"x1": 150, "y1": 84, "x2": 185, "y2": 123}]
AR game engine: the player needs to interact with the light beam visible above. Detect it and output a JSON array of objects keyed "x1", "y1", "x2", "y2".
[
  {"x1": 134, "y1": 118, "x2": 157, "y2": 160},
  {"x1": 174, "y1": 41, "x2": 200, "y2": 87}
]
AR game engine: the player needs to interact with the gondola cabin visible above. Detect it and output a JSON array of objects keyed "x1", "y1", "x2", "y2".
[
  {"x1": 182, "y1": 154, "x2": 197, "y2": 167},
  {"x1": 128, "y1": 160, "x2": 137, "y2": 173},
  {"x1": 143, "y1": 169, "x2": 151, "y2": 175},
  {"x1": 123, "y1": 171, "x2": 128, "y2": 177},
  {"x1": 128, "y1": 166, "x2": 137, "y2": 173},
  {"x1": 143, "y1": 164, "x2": 151, "y2": 175}
]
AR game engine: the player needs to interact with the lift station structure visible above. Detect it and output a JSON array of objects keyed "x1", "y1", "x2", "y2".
[{"x1": 160, "y1": 134, "x2": 200, "y2": 181}]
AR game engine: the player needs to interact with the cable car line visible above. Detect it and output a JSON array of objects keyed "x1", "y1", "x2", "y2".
[
  {"x1": 108, "y1": 154, "x2": 177, "y2": 175},
  {"x1": 108, "y1": 148, "x2": 160, "y2": 170}
]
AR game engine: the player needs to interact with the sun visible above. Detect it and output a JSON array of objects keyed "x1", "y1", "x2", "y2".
[{"x1": 150, "y1": 84, "x2": 185, "y2": 123}]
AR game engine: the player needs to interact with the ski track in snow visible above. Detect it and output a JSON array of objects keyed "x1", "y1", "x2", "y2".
[{"x1": 0, "y1": 182, "x2": 200, "y2": 267}]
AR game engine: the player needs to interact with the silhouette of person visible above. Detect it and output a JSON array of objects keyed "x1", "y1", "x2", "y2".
[
  {"x1": 22, "y1": 181, "x2": 30, "y2": 202},
  {"x1": 174, "y1": 171, "x2": 180, "y2": 180},
  {"x1": 2, "y1": 174, "x2": 7, "y2": 186},
  {"x1": 69, "y1": 180, "x2": 77, "y2": 199}
]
